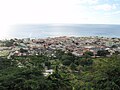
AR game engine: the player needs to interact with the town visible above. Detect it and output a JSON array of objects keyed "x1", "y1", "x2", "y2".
[
  {"x1": 0, "y1": 36, "x2": 120, "y2": 90},
  {"x1": 0, "y1": 36, "x2": 120, "y2": 58}
]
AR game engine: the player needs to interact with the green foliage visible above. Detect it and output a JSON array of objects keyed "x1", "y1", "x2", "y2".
[
  {"x1": 4, "y1": 39, "x2": 14, "y2": 47},
  {"x1": 69, "y1": 63, "x2": 77, "y2": 71},
  {"x1": 20, "y1": 48, "x2": 28, "y2": 53},
  {"x1": 45, "y1": 61, "x2": 51, "y2": 69},
  {"x1": 114, "y1": 51, "x2": 120, "y2": 55},
  {"x1": 0, "y1": 67, "x2": 50, "y2": 90},
  {"x1": 111, "y1": 45, "x2": 118, "y2": 48},
  {"x1": 47, "y1": 70, "x2": 73, "y2": 90},
  {"x1": 83, "y1": 51, "x2": 94, "y2": 56},
  {"x1": 0, "y1": 49, "x2": 120, "y2": 90},
  {"x1": 63, "y1": 60, "x2": 72, "y2": 66},
  {"x1": 97, "y1": 50, "x2": 110, "y2": 56},
  {"x1": 92, "y1": 55, "x2": 120, "y2": 90},
  {"x1": 80, "y1": 57, "x2": 93, "y2": 66},
  {"x1": 0, "y1": 58, "x2": 12, "y2": 70}
]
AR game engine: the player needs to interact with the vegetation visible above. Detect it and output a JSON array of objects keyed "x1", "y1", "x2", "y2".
[
  {"x1": 0, "y1": 50, "x2": 120, "y2": 90},
  {"x1": 0, "y1": 50, "x2": 10, "y2": 57},
  {"x1": 97, "y1": 50, "x2": 110, "y2": 56},
  {"x1": 3, "y1": 39, "x2": 14, "y2": 47}
]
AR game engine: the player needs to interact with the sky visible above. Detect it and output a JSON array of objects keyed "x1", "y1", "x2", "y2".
[{"x1": 0, "y1": 0, "x2": 120, "y2": 39}]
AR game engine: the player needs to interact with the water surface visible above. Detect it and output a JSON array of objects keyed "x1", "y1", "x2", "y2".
[{"x1": 10, "y1": 24, "x2": 120, "y2": 39}]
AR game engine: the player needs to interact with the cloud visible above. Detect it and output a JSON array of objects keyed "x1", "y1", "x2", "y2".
[
  {"x1": 112, "y1": 11, "x2": 120, "y2": 14},
  {"x1": 94, "y1": 4, "x2": 117, "y2": 11},
  {"x1": 105, "y1": 10, "x2": 120, "y2": 16},
  {"x1": 79, "y1": 0, "x2": 98, "y2": 5}
]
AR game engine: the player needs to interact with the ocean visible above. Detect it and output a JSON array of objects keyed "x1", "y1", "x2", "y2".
[{"x1": 10, "y1": 24, "x2": 120, "y2": 39}]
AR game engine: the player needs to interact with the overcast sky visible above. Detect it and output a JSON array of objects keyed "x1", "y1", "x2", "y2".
[{"x1": 0, "y1": 0, "x2": 120, "y2": 39}]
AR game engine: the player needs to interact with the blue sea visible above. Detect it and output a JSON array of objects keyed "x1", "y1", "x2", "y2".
[{"x1": 10, "y1": 24, "x2": 120, "y2": 39}]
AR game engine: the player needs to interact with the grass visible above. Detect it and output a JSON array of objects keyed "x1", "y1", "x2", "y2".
[{"x1": 0, "y1": 50, "x2": 10, "y2": 57}]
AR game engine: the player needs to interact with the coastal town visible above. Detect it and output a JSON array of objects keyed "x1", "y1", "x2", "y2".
[
  {"x1": 0, "y1": 36, "x2": 120, "y2": 90},
  {"x1": 0, "y1": 36, "x2": 120, "y2": 58},
  {"x1": 1, "y1": 0, "x2": 120, "y2": 89}
]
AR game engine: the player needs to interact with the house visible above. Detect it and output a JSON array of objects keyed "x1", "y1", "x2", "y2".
[{"x1": 43, "y1": 69, "x2": 53, "y2": 76}]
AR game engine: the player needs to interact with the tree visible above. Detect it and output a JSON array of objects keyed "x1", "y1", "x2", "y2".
[
  {"x1": 0, "y1": 67, "x2": 46, "y2": 90},
  {"x1": 80, "y1": 59, "x2": 93, "y2": 66},
  {"x1": 69, "y1": 63, "x2": 77, "y2": 71},
  {"x1": 47, "y1": 69, "x2": 73, "y2": 90},
  {"x1": 92, "y1": 55, "x2": 120, "y2": 89},
  {"x1": 97, "y1": 50, "x2": 110, "y2": 56},
  {"x1": 114, "y1": 51, "x2": 120, "y2": 55},
  {"x1": 83, "y1": 51, "x2": 94, "y2": 56},
  {"x1": 20, "y1": 48, "x2": 28, "y2": 53},
  {"x1": 0, "y1": 57, "x2": 13, "y2": 70},
  {"x1": 62, "y1": 60, "x2": 72, "y2": 66},
  {"x1": 4, "y1": 40, "x2": 14, "y2": 47},
  {"x1": 45, "y1": 61, "x2": 51, "y2": 69},
  {"x1": 111, "y1": 45, "x2": 118, "y2": 48}
]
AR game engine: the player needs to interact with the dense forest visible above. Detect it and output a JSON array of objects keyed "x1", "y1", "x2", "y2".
[{"x1": 0, "y1": 50, "x2": 120, "y2": 90}]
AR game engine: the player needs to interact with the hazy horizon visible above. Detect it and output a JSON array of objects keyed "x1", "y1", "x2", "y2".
[{"x1": 0, "y1": 24, "x2": 118, "y2": 40}]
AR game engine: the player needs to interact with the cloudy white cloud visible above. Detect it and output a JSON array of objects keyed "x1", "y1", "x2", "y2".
[
  {"x1": 112, "y1": 10, "x2": 120, "y2": 15},
  {"x1": 79, "y1": 0, "x2": 98, "y2": 5},
  {"x1": 94, "y1": 4, "x2": 117, "y2": 11}
]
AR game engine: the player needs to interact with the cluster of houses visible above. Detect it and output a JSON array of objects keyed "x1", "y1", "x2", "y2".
[{"x1": 0, "y1": 36, "x2": 120, "y2": 58}]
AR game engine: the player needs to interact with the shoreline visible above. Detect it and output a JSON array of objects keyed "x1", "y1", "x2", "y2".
[{"x1": 1, "y1": 35, "x2": 120, "y2": 40}]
